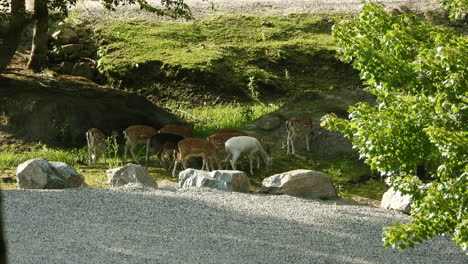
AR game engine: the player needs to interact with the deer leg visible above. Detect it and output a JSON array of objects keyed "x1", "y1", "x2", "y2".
[
  {"x1": 306, "y1": 134, "x2": 311, "y2": 152},
  {"x1": 230, "y1": 152, "x2": 240, "y2": 170},
  {"x1": 249, "y1": 155, "x2": 254, "y2": 175},
  {"x1": 130, "y1": 145, "x2": 139, "y2": 164},
  {"x1": 172, "y1": 160, "x2": 179, "y2": 177}
]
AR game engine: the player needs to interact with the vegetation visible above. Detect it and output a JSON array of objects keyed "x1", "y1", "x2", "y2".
[
  {"x1": 322, "y1": 2, "x2": 467, "y2": 250},
  {"x1": 93, "y1": 14, "x2": 340, "y2": 97}
]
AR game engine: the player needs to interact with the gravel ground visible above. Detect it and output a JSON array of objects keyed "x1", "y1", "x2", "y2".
[
  {"x1": 2, "y1": 186, "x2": 466, "y2": 264},
  {"x1": 72, "y1": 0, "x2": 443, "y2": 20}
]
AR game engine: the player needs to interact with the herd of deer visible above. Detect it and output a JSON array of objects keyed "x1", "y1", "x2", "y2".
[{"x1": 85, "y1": 116, "x2": 314, "y2": 177}]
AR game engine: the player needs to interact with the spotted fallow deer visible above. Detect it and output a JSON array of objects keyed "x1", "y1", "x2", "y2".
[
  {"x1": 286, "y1": 116, "x2": 313, "y2": 155},
  {"x1": 85, "y1": 128, "x2": 107, "y2": 165},
  {"x1": 225, "y1": 136, "x2": 271, "y2": 175},
  {"x1": 158, "y1": 124, "x2": 193, "y2": 139},
  {"x1": 172, "y1": 138, "x2": 219, "y2": 177},
  {"x1": 123, "y1": 125, "x2": 157, "y2": 164},
  {"x1": 212, "y1": 128, "x2": 248, "y2": 136}
]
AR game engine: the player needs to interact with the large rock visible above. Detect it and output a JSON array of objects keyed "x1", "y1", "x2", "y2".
[
  {"x1": 381, "y1": 187, "x2": 412, "y2": 214},
  {"x1": 16, "y1": 158, "x2": 85, "y2": 189},
  {"x1": 179, "y1": 169, "x2": 250, "y2": 193},
  {"x1": 72, "y1": 62, "x2": 95, "y2": 80},
  {"x1": 106, "y1": 164, "x2": 158, "y2": 188},
  {"x1": 262, "y1": 169, "x2": 338, "y2": 199},
  {"x1": 256, "y1": 115, "x2": 282, "y2": 131},
  {"x1": 52, "y1": 27, "x2": 79, "y2": 44}
]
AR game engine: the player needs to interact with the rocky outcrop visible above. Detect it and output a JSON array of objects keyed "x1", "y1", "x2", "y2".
[
  {"x1": 16, "y1": 158, "x2": 86, "y2": 189},
  {"x1": 262, "y1": 169, "x2": 338, "y2": 199},
  {"x1": 0, "y1": 72, "x2": 182, "y2": 146},
  {"x1": 106, "y1": 163, "x2": 158, "y2": 188},
  {"x1": 179, "y1": 169, "x2": 250, "y2": 193},
  {"x1": 48, "y1": 23, "x2": 98, "y2": 81},
  {"x1": 381, "y1": 187, "x2": 412, "y2": 214}
]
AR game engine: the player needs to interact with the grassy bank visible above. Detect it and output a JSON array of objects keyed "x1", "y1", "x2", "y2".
[{"x1": 93, "y1": 13, "x2": 352, "y2": 100}]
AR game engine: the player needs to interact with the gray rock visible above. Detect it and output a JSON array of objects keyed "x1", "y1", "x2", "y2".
[
  {"x1": 106, "y1": 163, "x2": 158, "y2": 188},
  {"x1": 256, "y1": 115, "x2": 282, "y2": 131},
  {"x1": 381, "y1": 187, "x2": 412, "y2": 214},
  {"x1": 78, "y1": 49, "x2": 92, "y2": 59},
  {"x1": 179, "y1": 169, "x2": 250, "y2": 193},
  {"x1": 262, "y1": 169, "x2": 338, "y2": 199},
  {"x1": 52, "y1": 27, "x2": 79, "y2": 44},
  {"x1": 58, "y1": 61, "x2": 74, "y2": 75},
  {"x1": 58, "y1": 44, "x2": 83, "y2": 57},
  {"x1": 72, "y1": 62, "x2": 95, "y2": 80},
  {"x1": 16, "y1": 158, "x2": 85, "y2": 189}
]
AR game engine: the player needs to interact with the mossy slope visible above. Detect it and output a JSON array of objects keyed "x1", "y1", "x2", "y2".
[{"x1": 95, "y1": 14, "x2": 353, "y2": 98}]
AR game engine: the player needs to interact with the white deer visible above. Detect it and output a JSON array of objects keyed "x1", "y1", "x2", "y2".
[
  {"x1": 225, "y1": 136, "x2": 271, "y2": 175},
  {"x1": 123, "y1": 125, "x2": 157, "y2": 164},
  {"x1": 85, "y1": 128, "x2": 107, "y2": 165},
  {"x1": 286, "y1": 116, "x2": 313, "y2": 155}
]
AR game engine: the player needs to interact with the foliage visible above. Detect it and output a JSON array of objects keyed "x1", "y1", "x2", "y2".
[
  {"x1": 321, "y1": 2, "x2": 467, "y2": 250},
  {"x1": 438, "y1": 0, "x2": 468, "y2": 19}
]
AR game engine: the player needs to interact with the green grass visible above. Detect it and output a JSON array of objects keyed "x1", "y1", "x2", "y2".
[
  {"x1": 93, "y1": 13, "x2": 339, "y2": 96},
  {"x1": 165, "y1": 102, "x2": 281, "y2": 137}
]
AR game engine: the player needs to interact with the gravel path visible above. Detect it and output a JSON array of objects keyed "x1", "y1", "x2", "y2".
[
  {"x1": 72, "y1": 0, "x2": 442, "y2": 20},
  {"x1": 2, "y1": 186, "x2": 466, "y2": 263}
]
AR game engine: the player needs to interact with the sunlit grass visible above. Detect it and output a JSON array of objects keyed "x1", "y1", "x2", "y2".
[{"x1": 166, "y1": 102, "x2": 281, "y2": 137}]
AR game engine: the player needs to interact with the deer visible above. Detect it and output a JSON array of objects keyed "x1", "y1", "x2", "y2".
[
  {"x1": 286, "y1": 116, "x2": 313, "y2": 155},
  {"x1": 212, "y1": 128, "x2": 248, "y2": 136},
  {"x1": 206, "y1": 132, "x2": 248, "y2": 169},
  {"x1": 145, "y1": 132, "x2": 185, "y2": 169},
  {"x1": 85, "y1": 128, "x2": 107, "y2": 165},
  {"x1": 224, "y1": 136, "x2": 271, "y2": 175},
  {"x1": 123, "y1": 125, "x2": 157, "y2": 164},
  {"x1": 172, "y1": 138, "x2": 219, "y2": 177},
  {"x1": 158, "y1": 124, "x2": 193, "y2": 138}
]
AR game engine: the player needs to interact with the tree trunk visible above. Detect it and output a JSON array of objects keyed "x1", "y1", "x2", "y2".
[
  {"x1": 27, "y1": 0, "x2": 49, "y2": 72},
  {"x1": 0, "y1": 0, "x2": 27, "y2": 73}
]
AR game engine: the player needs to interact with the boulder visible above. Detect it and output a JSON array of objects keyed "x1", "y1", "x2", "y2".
[
  {"x1": 256, "y1": 115, "x2": 282, "y2": 131},
  {"x1": 52, "y1": 27, "x2": 79, "y2": 44},
  {"x1": 381, "y1": 187, "x2": 412, "y2": 214},
  {"x1": 58, "y1": 61, "x2": 74, "y2": 75},
  {"x1": 262, "y1": 169, "x2": 338, "y2": 199},
  {"x1": 16, "y1": 158, "x2": 86, "y2": 189},
  {"x1": 72, "y1": 62, "x2": 95, "y2": 80},
  {"x1": 179, "y1": 169, "x2": 250, "y2": 193},
  {"x1": 57, "y1": 44, "x2": 83, "y2": 58},
  {"x1": 106, "y1": 163, "x2": 158, "y2": 188}
]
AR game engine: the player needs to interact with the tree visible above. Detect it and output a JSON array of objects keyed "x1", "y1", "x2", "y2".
[
  {"x1": 0, "y1": 0, "x2": 192, "y2": 73},
  {"x1": 0, "y1": 0, "x2": 28, "y2": 72},
  {"x1": 321, "y1": 1, "x2": 467, "y2": 250}
]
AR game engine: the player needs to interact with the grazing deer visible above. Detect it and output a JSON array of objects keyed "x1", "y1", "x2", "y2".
[
  {"x1": 158, "y1": 124, "x2": 193, "y2": 138},
  {"x1": 207, "y1": 132, "x2": 247, "y2": 169},
  {"x1": 212, "y1": 128, "x2": 248, "y2": 136},
  {"x1": 123, "y1": 125, "x2": 157, "y2": 164},
  {"x1": 225, "y1": 136, "x2": 271, "y2": 175},
  {"x1": 85, "y1": 128, "x2": 107, "y2": 165},
  {"x1": 286, "y1": 116, "x2": 313, "y2": 155},
  {"x1": 172, "y1": 138, "x2": 219, "y2": 177},
  {"x1": 145, "y1": 132, "x2": 185, "y2": 169}
]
